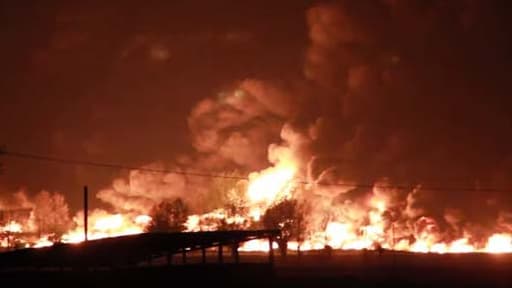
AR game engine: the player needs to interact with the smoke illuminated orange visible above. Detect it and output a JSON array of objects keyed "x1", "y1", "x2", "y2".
[{"x1": 2, "y1": 150, "x2": 512, "y2": 255}]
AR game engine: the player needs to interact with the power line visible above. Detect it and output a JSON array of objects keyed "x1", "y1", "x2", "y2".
[
  {"x1": 2, "y1": 150, "x2": 245, "y2": 181},
  {"x1": 1, "y1": 150, "x2": 511, "y2": 193}
]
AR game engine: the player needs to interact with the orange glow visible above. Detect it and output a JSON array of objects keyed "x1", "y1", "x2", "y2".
[
  {"x1": 247, "y1": 165, "x2": 296, "y2": 204},
  {"x1": 447, "y1": 238, "x2": 474, "y2": 253},
  {"x1": 33, "y1": 236, "x2": 54, "y2": 248},
  {"x1": 485, "y1": 233, "x2": 512, "y2": 253},
  {"x1": 3, "y1": 149, "x2": 512, "y2": 255},
  {"x1": 61, "y1": 211, "x2": 150, "y2": 243},
  {"x1": 239, "y1": 239, "x2": 278, "y2": 252},
  {"x1": 185, "y1": 208, "x2": 249, "y2": 232},
  {"x1": 1, "y1": 221, "x2": 23, "y2": 233},
  {"x1": 246, "y1": 163, "x2": 296, "y2": 223}
]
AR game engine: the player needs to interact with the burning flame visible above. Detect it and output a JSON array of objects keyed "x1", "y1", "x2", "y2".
[
  {"x1": 246, "y1": 163, "x2": 296, "y2": 222},
  {"x1": 1, "y1": 221, "x2": 22, "y2": 233},
  {"x1": 2, "y1": 148, "x2": 512, "y2": 255},
  {"x1": 185, "y1": 209, "x2": 249, "y2": 232},
  {"x1": 247, "y1": 165, "x2": 296, "y2": 205},
  {"x1": 485, "y1": 233, "x2": 512, "y2": 253},
  {"x1": 61, "y1": 211, "x2": 149, "y2": 244}
]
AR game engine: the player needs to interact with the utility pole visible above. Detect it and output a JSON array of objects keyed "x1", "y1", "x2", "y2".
[{"x1": 84, "y1": 186, "x2": 88, "y2": 242}]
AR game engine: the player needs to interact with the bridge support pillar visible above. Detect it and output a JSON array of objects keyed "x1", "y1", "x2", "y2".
[
  {"x1": 218, "y1": 244, "x2": 223, "y2": 263},
  {"x1": 167, "y1": 252, "x2": 173, "y2": 266},
  {"x1": 268, "y1": 236, "x2": 274, "y2": 264},
  {"x1": 232, "y1": 243, "x2": 239, "y2": 264},
  {"x1": 201, "y1": 246, "x2": 206, "y2": 264},
  {"x1": 182, "y1": 249, "x2": 187, "y2": 264}
]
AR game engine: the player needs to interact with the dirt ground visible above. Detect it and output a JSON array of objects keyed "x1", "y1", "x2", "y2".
[{"x1": 1, "y1": 250, "x2": 511, "y2": 287}]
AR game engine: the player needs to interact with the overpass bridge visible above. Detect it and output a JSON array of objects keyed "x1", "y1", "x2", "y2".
[{"x1": 0, "y1": 229, "x2": 280, "y2": 270}]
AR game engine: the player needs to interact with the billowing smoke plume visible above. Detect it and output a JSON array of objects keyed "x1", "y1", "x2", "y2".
[
  {"x1": 85, "y1": 0, "x2": 512, "y2": 247},
  {"x1": 96, "y1": 79, "x2": 299, "y2": 214},
  {"x1": 0, "y1": 190, "x2": 71, "y2": 237}
]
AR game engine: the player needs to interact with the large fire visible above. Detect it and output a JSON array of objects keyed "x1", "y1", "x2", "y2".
[
  {"x1": 60, "y1": 211, "x2": 152, "y2": 244},
  {"x1": 2, "y1": 150, "x2": 512, "y2": 254},
  {"x1": 246, "y1": 162, "x2": 296, "y2": 222}
]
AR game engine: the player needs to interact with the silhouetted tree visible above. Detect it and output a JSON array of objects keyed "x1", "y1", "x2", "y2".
[
  {"x1": 145, "y1": 198, "x2": 189, "y2": 232},
  {"x1": 202, "y1": 171, "x2": 249, "y2": 231},
  {"x1": 218, "y1": 203, "x2": 249, "y2": 230},
  {"x1": 33, "y1": 191, "x2": 71, "y2": 240},
  {"x1": 205, "y1": 171, "x2": 247, "y2": 211},
  {"x1": 262, "y1": 199, "x2": 305, "y2": 256}
]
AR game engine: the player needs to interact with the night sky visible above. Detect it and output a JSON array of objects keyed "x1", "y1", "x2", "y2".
[{"x1": 1, "y1": 0, "x2": 512, "y2": 214}]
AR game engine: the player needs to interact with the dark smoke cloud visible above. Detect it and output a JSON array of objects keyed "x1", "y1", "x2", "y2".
[
  {"x1": 290, "y1": 0, "x2": 512, "y2": 229},
  {"x1": 0, "y1": 1, "x2": 306, "y2": 209},
  {"x1": 1, "y1": 0, "x2": 512, "y2": 226},
  {"x1": 298, "y1": 1, "x2": 512, "y2": 186}
]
